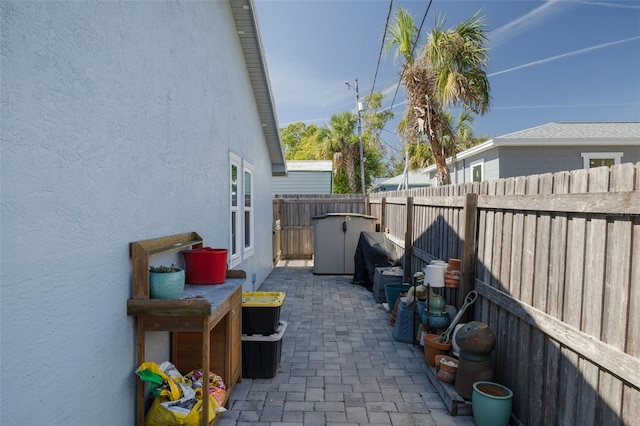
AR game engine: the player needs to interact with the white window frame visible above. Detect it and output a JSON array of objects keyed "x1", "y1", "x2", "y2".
[
  {"x1": 243, "y1": 161, "x2": 254, "y2": 259},
  {"x1": 229, "y1": 152, "x2": 241, "y2": 268},
  {"x1": 581, "y1": 152, "x2": 623, "y2": 169},
  {"x1": 229, "y1": 152, "x2": 254, "y2": 269},
  {"x1": 470, "y1": 158, "x2": 484, "y2": 183}
]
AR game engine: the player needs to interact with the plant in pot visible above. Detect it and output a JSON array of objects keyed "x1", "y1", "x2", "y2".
[{"x1": 149, "y1": 264, "x2": 185, "y2": 299}]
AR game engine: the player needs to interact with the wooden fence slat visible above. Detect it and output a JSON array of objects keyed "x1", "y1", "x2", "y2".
[
  {"x1": 542, "y1": 338, "x2": 561, "y2": 425},
  {"x1": 622, "y1": 385, "x2": 640, "y2": 426},
  {"x1": 578, "y1": 166, "x2": 609, "y2": 423},
  {"x1": 598, "y1": 163, "x2": 635, "y2": 423}
]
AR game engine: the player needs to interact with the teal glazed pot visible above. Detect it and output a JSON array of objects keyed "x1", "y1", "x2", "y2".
[
  {"x1": 455, "y1": 321, "x2": 495, "y2": 360},
  {"x1": 422, "y1": 310, "x2": 451, "y2": 329},
  {"x1": 472, "y1": 381, "x2": 513, "y2": 426},
  {"x1": 149, "y1": 269, "x2": 185, "y2": 299},
  {"x1": 427, "y1": 292, "x2": 446, "y2": 313}
]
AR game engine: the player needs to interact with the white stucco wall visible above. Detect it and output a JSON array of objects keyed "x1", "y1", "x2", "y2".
[{"x1": 1, "y1": 1, "x2": 274, "y2": 424}]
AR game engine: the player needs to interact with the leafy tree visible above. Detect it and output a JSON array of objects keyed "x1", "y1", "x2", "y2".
[
  {"x1": 316, "y1": 112, "x2": 360, "y2": 193},
  {"x1": 279, "y1": 92, "x2": 392, "y2": 194},
  {"x1": 280, "y1": 122, "x2": 322, "y2": 160},
  {"x1": 360, "y1": 91, "x2": 394, "y2": 188}
]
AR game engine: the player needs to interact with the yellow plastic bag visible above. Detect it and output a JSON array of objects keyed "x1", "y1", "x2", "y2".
[
  {"x1": 184, "y1": 370, "x2": 227, "y2": 407},
  {"x1": 135, "y1": 362, "x2": 183, "y2": 401},
  {"x1": 144, "y1": 396, "x2": 216, "y2": 426}
]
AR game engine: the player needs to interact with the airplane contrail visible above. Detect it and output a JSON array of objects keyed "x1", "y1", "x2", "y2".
[
  {"x1": 490, "y1": 1, "x2": 566, "y2": 48},
  {"x1": 489, "y1": 35, "x2": 640, "y2": 77}
]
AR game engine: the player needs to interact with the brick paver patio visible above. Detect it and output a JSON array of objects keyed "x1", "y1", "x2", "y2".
[{"x1": 216, "y1": 261, "x2": 476, "y2": 426}]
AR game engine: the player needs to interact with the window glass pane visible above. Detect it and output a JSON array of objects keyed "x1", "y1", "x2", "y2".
[
  {"x1": 472, "y1": 165, "x2": 482, "y2": 182},
  {"x1": 231, "y1": 164, "x2": 238, "y2": 207},
  {"x1": 589, "y1": 158, "x2": 614, "y2": 168},
  {"x1": 244, "y1": 211, "x2": 251, "y2": 248},
  {"x1": 231, "y1": 211, "x2": 237, "y2": 255},
  {"x1": 244, "y1": 171, "x2": 251, "y2": 207}
]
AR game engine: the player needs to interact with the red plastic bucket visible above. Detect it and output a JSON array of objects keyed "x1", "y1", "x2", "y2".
[{"x1": 183, "y1": 247, "x2": 228, "y2": 285}]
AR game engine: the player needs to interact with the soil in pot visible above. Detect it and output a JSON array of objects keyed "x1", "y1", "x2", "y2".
[{"x1": 476, "y1": 383, "x2": 509, "y2": 397}]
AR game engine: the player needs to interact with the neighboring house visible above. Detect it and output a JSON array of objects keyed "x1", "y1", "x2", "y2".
[
  {"x1": 272, "y1": 160, "x2": 333, "y2": 194},
  {"x1": 370, "y1": 171, "x2": 432, "y2": 193},
  {"x1": 1, "y1": 1, "x2": 284, "y2": 424},
  {"x1": 422, "y1": 122, "x2": 640, "y2": 185}
]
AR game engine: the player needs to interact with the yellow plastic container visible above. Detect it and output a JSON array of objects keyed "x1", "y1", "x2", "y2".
[
  {"x1": 242, "y1": 292, "x2": 286, "y2": 335},
  {"x1": 241, "y1": 292, "x2": 286, "y2": 307}
]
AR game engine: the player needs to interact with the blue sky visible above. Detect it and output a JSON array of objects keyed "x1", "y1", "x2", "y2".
[{"x1": 254, "y1": 0, "x2": 640, "y2": 157}]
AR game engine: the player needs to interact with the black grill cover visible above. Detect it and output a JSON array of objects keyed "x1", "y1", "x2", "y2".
[{"x1": 352, "y1": 232, "x2": 401, "y2": 290}]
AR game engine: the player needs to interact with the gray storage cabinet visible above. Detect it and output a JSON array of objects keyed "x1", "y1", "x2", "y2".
[{"x1": 312, "y1": 213, "x2": 377, "y2": 274}]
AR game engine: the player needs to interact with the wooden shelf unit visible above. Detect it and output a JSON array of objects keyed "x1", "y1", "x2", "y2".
[{"x1": 127, "y1": 232, "x2": 244, "y2": 426}]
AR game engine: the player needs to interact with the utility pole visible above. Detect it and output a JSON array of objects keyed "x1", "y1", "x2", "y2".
[{"x1": 346, "y1": 79, "x2": 366, "y2": 194}]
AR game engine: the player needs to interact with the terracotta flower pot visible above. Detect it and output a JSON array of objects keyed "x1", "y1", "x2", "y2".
[
  {"x1": 423, "y1": 333, "x2": 452, "y2": 367},
  {"x1": 435, "y1": 354, "x2": 458, "y2": 384},
  {"x1": 447, "y1": 258, "x2": 461, "y2": 272}
]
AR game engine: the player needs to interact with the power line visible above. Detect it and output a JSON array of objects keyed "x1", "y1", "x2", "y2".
[
  {"x1": 368, "y1": 0, "x2": 394, "y2": 100},
  {"x1": 388, "y1": 0, "x2": 434, "y2": 112}
]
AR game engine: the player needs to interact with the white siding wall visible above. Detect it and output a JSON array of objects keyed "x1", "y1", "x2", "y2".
[
  {"x1": 272, "y1": 171, "x2": 332, "y2": 194},
  {"x1": 1, "y1": 1, "x2": 273, "y2": 423}
]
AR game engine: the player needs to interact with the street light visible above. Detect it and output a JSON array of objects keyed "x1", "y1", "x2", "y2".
[{"x1": 345, "y1": 79, "x2": 366, "y2": 194}]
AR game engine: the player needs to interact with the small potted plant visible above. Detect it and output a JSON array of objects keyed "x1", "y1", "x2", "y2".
[{"x1": 149, "y1": 264, "x2": 185, "y2": 299}]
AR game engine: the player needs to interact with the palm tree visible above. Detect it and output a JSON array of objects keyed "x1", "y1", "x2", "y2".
[
  {"x1": 317, "y1": 112, "x2": 360, "y2": 193},
  {"x1": 384, "y1": 8, "x2": 417, "y2": 67},
  {"x1": 389, "y1": 10, "x2": 491, "y2": 185}
]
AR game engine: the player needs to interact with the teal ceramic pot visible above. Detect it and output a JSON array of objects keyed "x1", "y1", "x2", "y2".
[
  {"x1": 427, "y1": 292, "x2": 446, "y2": 313},
  {"x1": 150, "y1": 269, "x2": 185, "y2": 299},
  {"x1": 472, "y1": 381, "x2": 513, "y2": 426},
  {"x1": 422, "y1": 310, "x2": 451, "y2": 329},
  {"x1": 385, "y1": 284, "x2": 411, "y2": 310}
]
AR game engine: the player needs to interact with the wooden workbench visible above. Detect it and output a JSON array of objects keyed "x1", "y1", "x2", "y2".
[{"x1": 127, "y1": 232, "x2": 244, "y2": 426}]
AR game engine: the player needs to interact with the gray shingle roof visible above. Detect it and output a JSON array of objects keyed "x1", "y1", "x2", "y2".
[{"x1": 499, "y1": 122, "x2": 640, "y2": 140}]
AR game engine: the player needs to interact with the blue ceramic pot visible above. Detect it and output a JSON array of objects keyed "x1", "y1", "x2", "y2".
[
  {"x1": 421, "y1": 310, "x2": 451, "y2": 329},
  {"x1": 150, "y1": 269, "x2": 185, "y2": 299}
]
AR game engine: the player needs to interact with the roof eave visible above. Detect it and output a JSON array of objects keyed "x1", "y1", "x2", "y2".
[{"x1": 230, "y1": 0, "x2": 286, "y2": 176}]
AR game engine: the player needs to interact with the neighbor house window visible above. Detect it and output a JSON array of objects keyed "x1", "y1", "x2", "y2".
[
  {"x1": 581, "y1": 152, "x2": 623, "y2": 169},
  {"x1": 470, "y1": 159, "x2": 484, "y2": 183},
  {"x1": 229, "y1": 152, "x2": 254, "y2": 268}
]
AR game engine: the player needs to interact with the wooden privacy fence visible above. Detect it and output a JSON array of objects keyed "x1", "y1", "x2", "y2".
[
  {"x1": 272, "y1": 194, "x2": 367, "y2": 262},
  {"x1": 368, "y1": 162, "x2": 639, "y2": 426}
]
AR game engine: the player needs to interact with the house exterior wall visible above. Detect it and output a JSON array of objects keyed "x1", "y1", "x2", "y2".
[
  {"x1": 272, "y1": 171, "x2": 332, "y2": 194},
  {"x1": 498, "y1": 145, "x2": 640, "y2": 178},
  {"x1": 1, "y1": 1, "x2": 273, "y2": 424},
  {"x1": 434, "y1": 148, "x2": 500, "y2": 185},
  {"x1": 436, "y1": 144, "x2": 640, "y2": 184}
]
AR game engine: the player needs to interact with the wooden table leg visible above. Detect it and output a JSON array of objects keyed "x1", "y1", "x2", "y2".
[
  {"x1": 136, "y1": 318, "x2": 145, "y2": 426},
  {"x1": 202, "y1": 317, "x2": 210, "y2": 426}
]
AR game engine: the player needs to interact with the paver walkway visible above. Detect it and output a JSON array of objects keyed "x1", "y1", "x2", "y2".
[{"x1": 216, "y1": 261, "x2": 475, "y2": 426}]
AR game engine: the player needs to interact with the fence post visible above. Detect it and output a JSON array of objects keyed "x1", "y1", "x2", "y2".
[
  {"x1": 459, "y1": 192, "x2": 478, "y2": 318},
  {"x1": 403, "y1": 197, "x2": 414, "y2": 283},
  {"x1": 380, "y1": 197, "x2": 387, "y2": 233}
]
